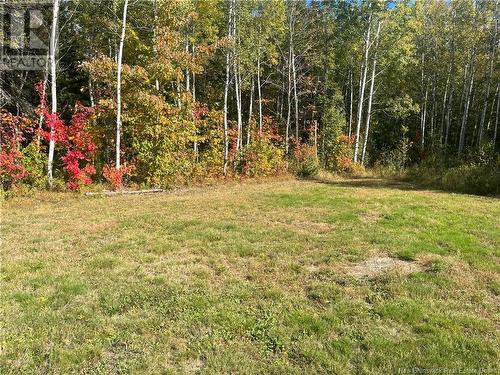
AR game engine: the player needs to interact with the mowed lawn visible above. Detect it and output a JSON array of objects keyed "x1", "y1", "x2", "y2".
[{"x1": 1, "y1": 177, "x2": 499, "y2": 374}]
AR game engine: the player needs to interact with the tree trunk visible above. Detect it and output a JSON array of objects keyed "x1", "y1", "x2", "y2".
[
  {"x1": 257, "y1": 55, "x2": 263, "y2": 134},
  {"x1": 458, "y1": 49, "x2": 475, "y2": 155},
  {"x1": 153, "y1": 0, "x2": 160, "y2": 91},
  {"x1": 47, "y1": 0, "x2": 60, "y2": 188},
  {"x1": 493, "y1": 83, "x2": 500, "y2": 150},
  {"x1": 292, "y1": 47, "x2": 299, "y2": 142},
  {"x1": 232, "y1": 3, "x2": 242, "y2": 152},
  {"x1": 285, "y1": 42, "x2": 292, "y2": 155},
  {"x1": 440, "y1": 64, "x2": 451, "y2": 146},
  {"x1": 361, "y1": 20, "x2": 381, "y2": 166},
  {"x1": 348, "y1": 69, "x2": 353, "y2": 138},
  {"x1": 38, "y1": 51, "x2": 50, "y2": 144},
  {"x1": 487, "y1": 80, "x2": 498, "y2": 132},
  {"x1": 223, "y1": 0, "x2": 234, "y2": 175},
  {"x1": 235, "y1": 68, "x2": 242, "y2": 151},
  {"x1": 421, "y1": 85, "x2": 428, "y2": 148},
  {"x1": 247, "y1": 76, "x2": 254, "y2": 145},
  {"x1": 420, "y1": 52, "x2": 428, "y2": 150},
  {"x1": 115, "y1": 0, "x2": 129, "y2": 170},
  {"x1": 185, "y1": 41, "x2": 190, "y2": 93},
  {"x1": 353, "y1": 12, "x2": 372, "y2": 163},
  {"x1": 430, "y1": 75, "x2": 437, "y2": 146},
  {"x1": 192, "y1": 43, "x2": 196, "y2": 100},
  {"x1": 478, "y1": 4, "x2": 497, "y2": 147},
  {"x1": 279, "y1": 68, "x2": 285, "y2": 124},
  {"x1": 444, "y1": 20, "x2": 456, "y2": 149}
]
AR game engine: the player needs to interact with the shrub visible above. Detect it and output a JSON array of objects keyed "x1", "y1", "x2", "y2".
[
  {"x1": 441, "y1": 161, "x2": 500, "y2": 196},
  {"x1": 0, "y1": 111, "x2": 34, "y2": 189},
  {"x1": 237, "y1": 139, "x2": 286, "y2": 177},
  {"x1": 21, "y1": 142, "x2": 46, "y2": 189},
  {"x1": 374, "y1": 137, "x2": 411, "y2": 173},
  {"x1": 291, "y1": 143, "x2": 319, "y2": 178},
  {"x1": 103, "y1": 164, "x2": 135, "y2": 190},
  {"x1": 324, "y1": 134, "x2": 356, "y2": 173},
  {"x1": 404, "y1": 147, "x2": 500, "y2": 196},
  {"x1": 320, "y1": 91, "x2": 356, "y2": 173},
  {"x1": 0, "y1": 148, "x2": 27, "y2": 189},
  {"x1": 37, "y1": 83, "x2": 97, "y2": 191},
  {"x1": 191, "y1": 105, "x2": 224, "y2": 180},
  {"x1": 235, "y1": 116, "x2": 286, "y2": 178}
]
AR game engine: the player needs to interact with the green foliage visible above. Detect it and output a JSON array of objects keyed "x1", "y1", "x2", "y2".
[
  {"x1": 191, "y1": 107, "x2": 225, "y2": 180},
  {"x1": 441, "y1": 162, "x2": 500, "y2": 196},
  {"x1": 20, "y1": 142, "x2": 46, "y2": 189},
  {"x1": 375, "y1": 136, "x2": 411, "y2": 173},
  {"x1": 320, "y1": 92, "x2": 354, "y2": 173},
  {"x1": 406, "y1": 146, "x2": 500, "y2": 196},
  {"x1": 126, "y1": 94, "x2": 196, "y2": 187},
  {"x1": 4, "y1": 0, "x2": 500, "y2": 193},
  {"x1": 291, "y1": 144, "x2": 319, "y2": 178},
  {"x1": 237, "y1": 138, "x2": 285, "y2": 178}
]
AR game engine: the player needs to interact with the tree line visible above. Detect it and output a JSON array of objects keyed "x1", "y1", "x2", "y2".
[{"x1": 1, "y1": 0, "x2": 498, "y2": 192}]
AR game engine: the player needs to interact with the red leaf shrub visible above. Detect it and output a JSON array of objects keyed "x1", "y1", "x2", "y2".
[
  {"x1": 36, "y1": 82, "x2": 97, "y2": 191},
  {"x1": 0, "y1": 111, "x2": 34, "y2": 188},
  {"x1": 237, "y1": 116, "x2": 286, "y2": 177},
  {"x1": 291, "y1": 143, "x2": 319, "y2": 177},
  {"x1": 102, "y1": 164, "x2": 135, "y2": 190},
  {"x1": 0, "y1": 148, "x2": 27, "y2": 186}
]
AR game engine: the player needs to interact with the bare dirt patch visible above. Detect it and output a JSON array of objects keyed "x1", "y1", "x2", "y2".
[{"x1": 347, "y1": 255, "x2": 422, "y2": 279}]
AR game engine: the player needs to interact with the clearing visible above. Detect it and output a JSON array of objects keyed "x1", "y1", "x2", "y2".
[{"x1": 1, "y1": 177, "x2": 499, "y2": 374}]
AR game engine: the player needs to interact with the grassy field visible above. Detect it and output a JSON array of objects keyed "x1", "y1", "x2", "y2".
[{"x1": 1, "y1": 176, "x2": 499, "y2": 374}]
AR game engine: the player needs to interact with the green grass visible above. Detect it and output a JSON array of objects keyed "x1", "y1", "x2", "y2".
[{"x1": 1, "y1": 176, "x2": 499, "y2": 374}]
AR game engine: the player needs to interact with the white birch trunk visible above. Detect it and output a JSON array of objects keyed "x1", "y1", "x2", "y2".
[
  {"x1": 115, "y1": 0, "x2": 129, "y2": 170},
  {"x1": 247, "y1": 76, "x2": 254, "y2": 146},
  {"x1": 292, "y1": 47, "x2": 299, "y2": 141},
  {"x1": 153, "y1": 0, "x2": 159, "y2": 91},
  {"x1": 420, "y1": 52, "x2": 428, "y2": 149},
  {"x1": 430, "y1": 76, "x2": 437, "y2": 146},
  {"x1": 257, "y1": 55, "x2": 263, "y2": 133},
  {"x1": 478, "y1": 4, "x2": 497, "y2": 147},
  {"x1": 348, "y1": 69, "x2": 353, "y2": 138},
  {"x1": 494, "y1": 83, "x2": 500, "y2": 149},
  {"x1": 235, "y1": 68, "x2": 242, "y2": 151},
  {"x1": 361, "y1": 20, "x2": 381, "y2": 166},
  {"x1": 232, "y1": 1, "x2": 242, "y2": 151},
  {"x1": 440, "y1": 65, "x2": 451, "y2": 145},
  {"x1": 458, "y1": 50, "x2": 475, "y2": 154},
  {"x1": 223, "y1": 0, "x2": 233, "y2": 175},
  {"x1": 353, "y1": 12, "x2": 372, "y2": 163},
  {"x1": 185, "y1": 41, "x2": 190, "y2": 93},
  {"x1": 285, "y1": 42, "x2": 292, "y2": 154},
  {"x1": 47, "y1": 0, "x2": 59, "y2": 188}
]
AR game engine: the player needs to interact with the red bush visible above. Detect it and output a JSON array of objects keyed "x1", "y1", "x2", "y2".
[
  {"x1": 36, "y1": 82, "x2": 97, "y2": 190},
  {"x1": 102, "y1": 164, "x2": 135, "y2": 190},
  {"x1": 0, "y1": 111, "x2": 34, "y2": 187}
]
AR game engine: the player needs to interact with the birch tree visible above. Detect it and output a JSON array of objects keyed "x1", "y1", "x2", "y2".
[
  {"x1": 361, "y1": 19, "x2": 382, "y2": 166},
  {"x1": 223, "y1": 0, "x2": 234, "y2": 175},
  {"x1": 353, "y1": 12, "x2": 372, "y2": 163},
  {"x1": 47, "y1": 0, "x2": 60, "y2": 188},
  {"x1": 478, "y1": 1, "x2": 498, "y2": 147},
  {"x1": 115, "y1": 0, "x2": 129, "y2": 170}
]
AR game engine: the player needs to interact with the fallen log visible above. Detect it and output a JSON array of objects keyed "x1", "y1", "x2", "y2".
[{"x1": 85, "y1": 188, "x2": 165, "y2": 196}]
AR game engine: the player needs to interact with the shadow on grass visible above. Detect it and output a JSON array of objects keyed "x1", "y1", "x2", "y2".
[
  {"x1": 310, "y1": 175, "x2": 498, "y2": 198},
  {"x1": 311, "y1": 176, "x2": 421, "y2": 191}
]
